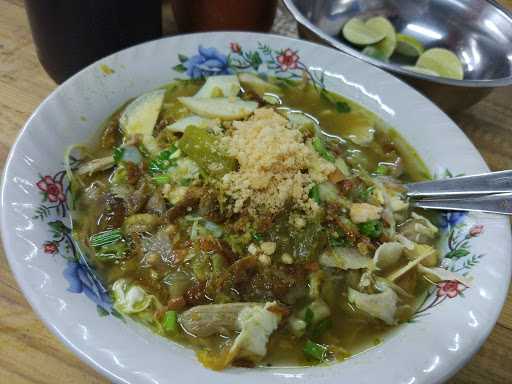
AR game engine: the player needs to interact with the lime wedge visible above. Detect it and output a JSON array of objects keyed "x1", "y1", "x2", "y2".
[
  {"x1": 401, "y1": 65, "x2": 439, "y2": 77},
  {"x1": 361, "y1": 46, "x2": 389, "y2": 61},
  {"x1": 342, "y1": 17, "x2": 386, "y2": 46},
  {"x1": 362, "y1": 17, "x2": 396, "y2": 60},
  {"x1": 416, "y1": 48, "x2": 464, "y2": 80},
  {"x1": 395, "y1": 34, "x2": 424, "y2": 57}
]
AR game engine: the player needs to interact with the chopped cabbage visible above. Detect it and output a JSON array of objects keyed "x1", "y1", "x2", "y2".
[
  {"x1": 418, "y1": 265, "x2": 472, "y2": 287},
  {"x1": 404, "y1": 243, "x2": 438, "y2": 267},
  {"x1": 389, "y1": 194, "x2": 409, "y2": 212},
  {"x1": 122, "y1": 213, "x2": 162, "y2": 234},
  {"x1": 320, "y1": 247, "x2": 370, "y2": 270},
  {"x1": 375, "y1": 277, "x2": 413, "y2": 299},
  {"x1": 399, "y1": 213, "x2": 438, "y2": 243},
  {"x1": 386, "y1": 251, "x2": 432, "y2": 282},
  {"x1": 179, "y1": 303, "x2": 260, "y2": 337},
  {"x1": 165, "y1": 185, "x2": 189, "y2": 205},
  {"x1": 318, "y1": 182, "x2": 344, "y2": 205},
  {"x1": 348, "y1": 286, "x2": 398, "y2": 325},
  {"x1": 305, "y1": 299, "x2": 331, "y2": 323},
  {"x1": 76, "y1": 156, "x2": 115, "y2": 176},
  {"x1": 112, "y1": 279, "x2": 156, "y2": 314},
  {"x1": 227, "y1": 302, "x2": 282, "y2": 363},
  {"x1": 373, "y1": 242, "x2": 404, "y2": 270},
  {"x1": 288, "y1": 316, "x2": 307, "y2": 337},
  {"x1": 396, "y1": 234, "x2": 415, "y2": 250},
  {"x1": 358, "y1": 270, "x2": 374, "y2": 290},
  {"x1": 379, "y1": 187, "x2": 397, "y2": 237},
  {"x1": 411, "y1": 212, "x2": 438, "y2": 233},
  {"x1": 170, "y1": 157, "x2": 201, "y2": 182}
]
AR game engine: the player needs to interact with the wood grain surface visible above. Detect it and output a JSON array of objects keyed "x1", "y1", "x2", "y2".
[{"x1": 1, "y1": 0, "x2": 511, "y2": 383}]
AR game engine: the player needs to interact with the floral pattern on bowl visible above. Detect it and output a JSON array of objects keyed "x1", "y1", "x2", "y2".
[{"x1": 34, "y1": 170, "x2": 116, "y2": 316}]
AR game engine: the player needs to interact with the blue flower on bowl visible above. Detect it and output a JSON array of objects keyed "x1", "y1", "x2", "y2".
[
  {"x1": 184, "y1": 46, "x2": 232, "y2": 79},
  {"x1": 439, "y1": 211, "x2": 467, "y2": 229},
  {"x1": 63, "y1": 260, "x2": 112, "y2": 312}
]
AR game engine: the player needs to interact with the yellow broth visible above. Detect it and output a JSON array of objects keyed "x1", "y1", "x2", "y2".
[{"x1": 71, "y1": 76, "x2": 435, "y2": 368}]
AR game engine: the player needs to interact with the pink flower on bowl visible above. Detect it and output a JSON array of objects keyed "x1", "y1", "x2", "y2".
[
  {"x1": 437, "y1": 280, "x2": 464, "y2": 298},
  {"x1": 230, "y1": 42, "x2": 241, "y2": 53},
  {"x1": 277, "y1": 48, "x2": 299, "y2": 71},
  {"x1": 36, "y1": 175, "x2": 65, "y2": 203},
  {"x1": 43, "y1": 242, "x2": 58, "y2": 254},
  {"x1": 469, "y1": 224, "x2": 484, "y2": 237}
]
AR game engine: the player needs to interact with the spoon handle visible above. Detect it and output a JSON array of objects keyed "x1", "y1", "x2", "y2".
[
  {"x1": 405, "y1": 170, "x2": 512, "y2": 198},
  {"x1": 412, "y1": 193, "x2": 512, "y2": 215}
]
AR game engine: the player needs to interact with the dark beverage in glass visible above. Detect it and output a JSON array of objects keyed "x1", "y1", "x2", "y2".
[
  {"x1": 170, "y1": 0, "x2": 277, "y2": 33},
  {"x1": 25, "y1": 0, "x2": 162, "y2": 84}
]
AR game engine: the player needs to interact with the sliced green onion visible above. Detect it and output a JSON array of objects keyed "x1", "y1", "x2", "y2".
[
  {"x1": 149, "y1": 145, "x2": 178, "y2": 175},
  {"x1": 358, "y1": 220, "x2": 383, "y2": 239},
  {"x1": 90, "y1": 229, "x2": 123, "y2": 247},
  {"x1": 96, "y1": 241, "x2": 127, "y2": 261},
  {"x1": 179, "y1": 178, "x2": 192, "y2": 186},
  {"x1": 304, "y1": 307, "x2": 314, "y2": 328},
  {"x1": 312, "y1": 137, "x2": 335, "y2": 163},
  {"x1": 311, "y1": 318, "x2": 332, "y2": 339},
  {"x1": 137, "y1": 144, "x2": 150, "y2": 158},
  {"x1": 162, "y1": 310, "x2": 178, "y2": 333},
  {"x1": 328, "y1": 231, "x2": 351, "y2": 248},
  {"x1": 113, "y1": 147, "x2": 125, "y2": 164},
  {"x1": 303, "y1": 339, "x2": 328, "y2": 361},
  {"x1": 358, "y1": 186, "x2": 375, "y2": 201},
  {"x1": 375, "y1": 164, "x2": 390, "y2": 175},
  {"x1": 309, "y1": 184, "x2": 321, "y2": 205},
  {"x1": 152, "y1": 174, "x2": 172, "y2": 185},
  {"x1": 252, "y1": 233, "x2": 264, "y2": 242}
]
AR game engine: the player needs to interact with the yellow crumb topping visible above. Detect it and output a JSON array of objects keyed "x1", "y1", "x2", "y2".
[{"x1": 221, "y1": 108, "x2": 335, "y2": 216}]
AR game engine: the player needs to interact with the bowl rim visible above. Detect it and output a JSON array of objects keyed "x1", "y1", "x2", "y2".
[
  {"x1": 1, "y1": 31, "x2": 511, "y2": 384},
  {"x1": 283, "y1": 0, "x2": 512, "y2": 88}
]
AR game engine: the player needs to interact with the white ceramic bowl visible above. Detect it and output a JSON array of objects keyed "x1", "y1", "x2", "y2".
[{"x1": 1, "y1": 32, "x2": 510, "y2": 384}]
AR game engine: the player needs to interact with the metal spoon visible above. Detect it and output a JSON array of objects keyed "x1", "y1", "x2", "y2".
[
  {"x1": 405, "y1": 171, "x2": 512, "y2": 215},
  {"x1": 411, "y1": 193, "x2": 512, "y2": 215}
]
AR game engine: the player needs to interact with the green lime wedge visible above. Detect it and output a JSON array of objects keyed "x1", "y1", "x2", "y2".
[
  {"x1": 416, "y1": 48, "x2": 464, "y2": 80},
  {"x1": 342, "y1": 17, "x2": 386, "y2": 46},
  {"x1": 395, "y1": 34, "x2": 424, "y2": 57},
  {"x1": 401, "y1": 65, "x2": 439, "y2": 77},
  {"x1": 362, "y1": 17, "x2": 396, "y2": 60},
  {"x1": 361, "y1": 46, "x2": 389, "y2": 61}
]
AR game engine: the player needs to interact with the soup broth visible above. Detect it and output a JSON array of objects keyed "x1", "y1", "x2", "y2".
[{"x1": 70, "y1": 74, "x2": 439, "y2": 370}]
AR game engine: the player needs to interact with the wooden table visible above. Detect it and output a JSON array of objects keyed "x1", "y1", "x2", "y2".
[{"x1": 0, "y1": 0, "x2": 511, "y2": 383}]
